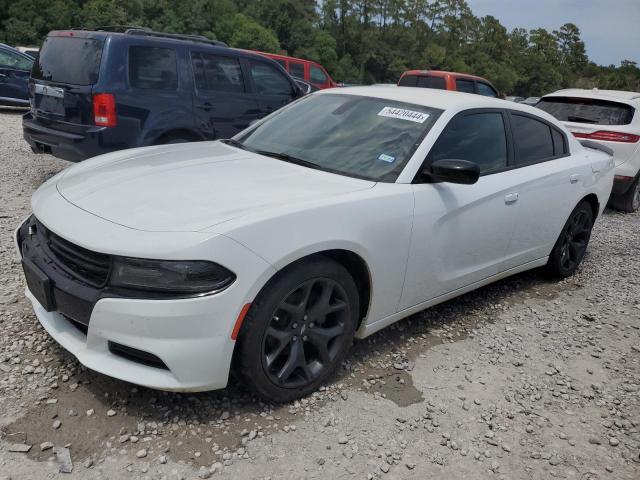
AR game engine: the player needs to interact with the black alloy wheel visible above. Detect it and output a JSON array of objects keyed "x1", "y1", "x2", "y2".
[
  {"x1": 234, "y1": 257, "x2": 359, "y2": 402},
  {"x1": 546, "y1": 200, "x2": 594, "y2": 278},
  {"x1": 262, "y1": 278, "x2": 349, "y2": 388}
]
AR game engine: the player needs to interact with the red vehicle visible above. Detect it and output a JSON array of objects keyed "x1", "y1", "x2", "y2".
[
  {"x1": 254, "y1": 52, "x2": 337, "y2": 90},
  {"x1": 398, "y1": 70, "x2": 499, "y2": 97}
]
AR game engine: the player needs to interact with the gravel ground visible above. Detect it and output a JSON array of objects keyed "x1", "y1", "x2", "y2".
[{"x1": 0, "y1": 109, "x2": 638, "y2": 480}]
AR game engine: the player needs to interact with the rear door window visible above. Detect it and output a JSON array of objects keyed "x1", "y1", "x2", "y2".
[
  {"x1": 249, "y1": 60, "x2": 293, "y2": 96},
  {"x1": 537, "y1": 97, "x2": 635, "y2": 125},
  {"x1": 511, "y1": 113, "x2": 555, "y2": 165},
  {"x1": 455, "y1": 79, "x2": 475, "y2": 94},
  {"x1": 191, "y1": 52, "x2": 244, "y2": 93},
  {"x1": 477, "y1": 82, "x2": 497, "y2": 97},
  {"x1": 129, "y1": 46, "x2": 177, "y2": 90},
  {"x1": 289, "y1": 61, "x2": 305, "y2": 79},
  {"x1": 32, "y1": 36, "x2": 103, "y2": 85},
  {"x1": 428, "y1": 112, "x2": 508, "y2": 174}
]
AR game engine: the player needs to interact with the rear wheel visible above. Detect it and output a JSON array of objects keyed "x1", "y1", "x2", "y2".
[
  {"x1": 235, "y1": 257, "x2": 359, "y2": 402},
  {"x1": 545, "y1": 201, "x2": 594, "y2": 278},
  {"x1": 611, "y1": 175, "x2": 640, "y2": 213}
]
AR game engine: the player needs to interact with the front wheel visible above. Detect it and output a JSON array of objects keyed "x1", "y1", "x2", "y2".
[
  {"x1": 234, "y1": 257, "x2": 359, "y2": 402},
  {"x1": 545, "y1": 200, "x2": 594, "y2": 278}
]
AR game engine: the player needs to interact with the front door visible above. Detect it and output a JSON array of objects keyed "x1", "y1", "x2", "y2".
[
  {"x1": 247, "y1": 58, "x2": 298, "y2": 117},
  {"x1": 190, "y1": 51, "x2": 261, "y2": 139},
  {"x1": 0, "y1": 48, "x2": 32, "y2": 104},
  {"x1": 400, "y1": 110, "x2": 519, "y2": 309}
]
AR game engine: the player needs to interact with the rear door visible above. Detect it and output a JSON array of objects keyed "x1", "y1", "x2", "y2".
[
  {"x1": 502, "y1": 111, "x2": 588, "y2": 267},
  {"x1": 30, "y1": 34, "x2": 104, "y2": 130},
  {"x1": 246, "y1": 58, "x2": 298, "y2": 116},
  {"x1": 0, "y1": 47, "x2": 32, "y2": 104},
  {"x1": 191, "y1": 51, "x2": 260, "y2": 139}
]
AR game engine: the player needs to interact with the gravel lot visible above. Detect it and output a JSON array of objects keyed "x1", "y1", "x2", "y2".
[{"x1": 0, "y1": 108, "x2": 639, "y2": 480}]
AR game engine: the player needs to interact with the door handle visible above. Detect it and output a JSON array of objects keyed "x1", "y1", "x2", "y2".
[
  {"x1": 570, "y1": 174, "x2": 580, "y2": 183},
  {"x1": 504, "y1": 192, "x2": 519, "y2": 204},
  {"x1": 198, "y1": 102, "x2": 215, "y2": 111}
]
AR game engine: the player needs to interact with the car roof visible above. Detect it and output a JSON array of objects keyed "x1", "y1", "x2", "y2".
[
  {"x1": 543, "y1": 88, "x2": 640, "y2": 105},
  {"x1": 322, "y1": 85, "x2": 543, "y2": 114},
  {"x1": 250, "y1": 51, "x2": 322, "y2": 66},
  {"x1": 402, "y1": 69, "x2": 490, "y2": 83}
]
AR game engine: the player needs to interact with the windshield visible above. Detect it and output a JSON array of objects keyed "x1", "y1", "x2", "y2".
[
  {"x1": 32, "y1": 36, "x2": 104, "y2": 85},
  {"x1": 537, "y1": 97, "x2": 635, "y2": 126},
  {"x1": 236, "y1": 94, "x2": 441, "y2": 182}
]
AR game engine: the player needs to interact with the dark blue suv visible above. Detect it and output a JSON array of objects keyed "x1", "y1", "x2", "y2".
[{"x1": 23, "y1": 29, "x2": 305, "y2": 162}]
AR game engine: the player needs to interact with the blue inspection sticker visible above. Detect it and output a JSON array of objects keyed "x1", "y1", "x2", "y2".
[{"x1": 378, "y1": 153, "x2": 396, "y2": 163}]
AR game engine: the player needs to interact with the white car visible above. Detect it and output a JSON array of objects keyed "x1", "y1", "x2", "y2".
[
  {"x1": 538, "y1": 89, "x2": 640, "y2": 212},
  {"x1": 16, "y1": 87, "x2": 614, "y2": 402}
]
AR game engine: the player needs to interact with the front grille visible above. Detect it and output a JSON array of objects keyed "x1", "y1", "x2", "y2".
[{"x1": 36, "y1": 220, "x2": 111, "y2": 287}]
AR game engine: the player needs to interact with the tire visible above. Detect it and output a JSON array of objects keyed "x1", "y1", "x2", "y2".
[
  {"x1": 234, "y1": 256, "x2": 359, "y2": 402},
  {"x1": 611, "y1": 175, "x2": 640, "y2": 213},
  {"x1": 545, "y1": 200, "x2": 594, "y2": 278}
]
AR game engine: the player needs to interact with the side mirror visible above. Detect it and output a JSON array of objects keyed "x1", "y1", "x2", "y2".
[
  {"x1": 425, "y1": 159, "x2": 480, "y2": 185},
  {"x1": 294, "y1": 79, "x2": 312, "y2": 95}
]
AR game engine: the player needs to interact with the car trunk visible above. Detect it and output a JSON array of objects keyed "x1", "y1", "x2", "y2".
[
  {"x1": 30, "y1": 34, "x2": 105, "y2": 133},
  {"x1": 537, "y1": 96, "x2": 638, "y2": 166}
]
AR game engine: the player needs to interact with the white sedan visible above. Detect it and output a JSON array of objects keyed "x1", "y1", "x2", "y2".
[{"x1": 16, "y1": 87, "x2": 614, "y2": 401}]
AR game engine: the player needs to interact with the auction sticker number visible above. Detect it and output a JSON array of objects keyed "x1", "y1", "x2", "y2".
[{"x1": 378, "y1": 107, "x2": 430, "y2": 123}]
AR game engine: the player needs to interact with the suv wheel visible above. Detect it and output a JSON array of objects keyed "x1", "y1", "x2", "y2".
[{"x1": 235, "y1": 257, "x2": 359, "y2": 402}]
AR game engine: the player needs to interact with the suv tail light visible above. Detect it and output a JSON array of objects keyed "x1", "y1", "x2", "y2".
[
  {"x1": 93, "y1": 93, "x2": 117, "y2": 127},
  {"x1": 572, "y1": 130, "x2": 640, "y2": 143}
]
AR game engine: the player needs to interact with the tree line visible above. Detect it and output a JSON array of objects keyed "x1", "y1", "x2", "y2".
[{"x1": 1, "y1": 0, "x2": 639, "y2": 96}]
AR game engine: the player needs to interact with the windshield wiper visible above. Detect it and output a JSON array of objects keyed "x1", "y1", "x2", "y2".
[
  {"x1": 567, "y1": 115, "x2": 598, "y2": 124},
  {"x1": 220, "y1": 138, "x2": 254, "y2": 152},
  {"x1": 256, "y1": 150, "x2": 321, "y2": 170}
]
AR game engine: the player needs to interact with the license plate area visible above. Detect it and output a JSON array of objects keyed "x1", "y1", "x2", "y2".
[
  {"x1": 34, "y1": 84, "x2": 65, "y2": 116},
  {"x1": 22, "y1": 257, "x2": 55, "y2": 311}
]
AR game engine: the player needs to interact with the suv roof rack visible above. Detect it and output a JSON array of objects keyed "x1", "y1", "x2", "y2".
[
  {"x1": 124, "y1": 28, "x2": 228, "y2": 47},
  {"x1": 71, "y1": 25, "x2": 150, "y2": 32}
]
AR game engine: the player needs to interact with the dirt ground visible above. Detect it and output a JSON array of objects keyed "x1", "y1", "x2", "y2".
[{"x1": 0, "y1": 108, "x2": 638, "y2": 480}]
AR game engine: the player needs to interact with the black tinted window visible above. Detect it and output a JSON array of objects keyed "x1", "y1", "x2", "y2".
[
  {"x1": 511, "y1": 114, "x2": 554, "y2": 164},
  {"x1": 398, "y1": 75, "x2": 418, "y2": 87},
  {"x1": 552, "y1": 128, "x2": 566, "y2": 155},
  {"x1": 191, "y1": 52, "x2": 244, "y2": 93},
  {"x1": 289, "y1": 62, "x2": 304, "y2": 79},
  {"x1": 129, "y1": 47, "x2": 177, "y2": 90},
  {"x1": 32, "y1": 36, "x2": 103, "y2": 85},
  {"x1": 537, "y1": 97, "x2": 634, "y2": 126},
  {"x1": 456, "y1": 79, "x2": 475, "y2": 93},
  {"x1": 417, "y1": 76, "x2": 446, "y2": 89},
  {"x1": 250, "y1": 61, "x2": 292, "y2": 96},
  {"x1": 477, "y1": 82, "x2": 497, "y2": 97},
  {"x1": 429, "y1": 112, "x2": 507, "y2": 174}
]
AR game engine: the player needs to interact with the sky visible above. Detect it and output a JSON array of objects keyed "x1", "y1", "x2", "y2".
[{"x1": 465, "y1": 0, "x2": 640, "y2": 66}]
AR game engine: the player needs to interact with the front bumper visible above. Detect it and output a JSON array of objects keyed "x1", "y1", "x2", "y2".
[
  {"x1": 25, "y1": 288, "x2": 238, "y2": 391},
  {"x1": 15, "y1": 215, "x2": 274, "y2": 392}
]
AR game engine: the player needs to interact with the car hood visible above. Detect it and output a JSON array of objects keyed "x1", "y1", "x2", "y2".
[{"x1": 55, "y1": 142, "x2": 375, "y2": 232}]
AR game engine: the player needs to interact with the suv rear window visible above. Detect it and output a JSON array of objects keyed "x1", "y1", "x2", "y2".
[
  {"x1": 398, "y1": 75, "x2": 445, "y2": 89},
  {"x1": 537, "y1": 97, "x2": 635, "y2": 126},
  {"x1": 129, "y1": 46, "x2": 177, "y2": 90},
  {"x1": 32, "y1": 36, "x2": 103, "y2": 85}
]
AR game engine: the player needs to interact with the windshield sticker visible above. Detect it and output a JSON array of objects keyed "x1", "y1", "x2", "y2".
[
  {"x1": 378, "y1": 107, "x2": 430, "y2": 123},
  {"x1": 377, "y1": 153, "x2": 396, "y2": 163}
]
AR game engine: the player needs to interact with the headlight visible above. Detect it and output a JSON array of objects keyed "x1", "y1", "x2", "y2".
[{"x1": 109, "y1": 257, "x2": 235, "y2": 294}]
